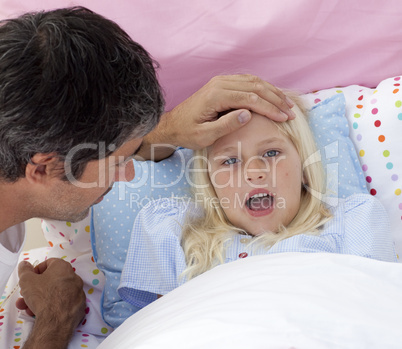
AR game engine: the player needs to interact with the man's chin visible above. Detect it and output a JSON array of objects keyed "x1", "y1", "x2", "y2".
[{"x1": 66, "y1": 208, "x2": 91, "y2": 223}]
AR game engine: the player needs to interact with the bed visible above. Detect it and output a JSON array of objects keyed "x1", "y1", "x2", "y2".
[{"x1": 1, "y1": 1, "x2": 401, "y2": 348}]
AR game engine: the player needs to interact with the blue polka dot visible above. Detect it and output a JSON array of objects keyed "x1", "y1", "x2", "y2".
[
  {"x1": 353, "y1": 122, "x2": 358, "y2": 129},
  {"x1": 398, "y1": 113, "x2": 402, "y2": 121},
  {"x1": 386, "y1": 162, "x2": 394, "y2": 170}
]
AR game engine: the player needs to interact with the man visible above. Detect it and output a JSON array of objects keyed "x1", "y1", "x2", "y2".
[{"x1": 0, "y1": 6, "x2": 294, "y2": 348}]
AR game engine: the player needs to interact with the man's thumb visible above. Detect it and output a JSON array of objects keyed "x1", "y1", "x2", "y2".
[
  {"x1": 235, "y1": 110, "x2": 252, "y2": 125},
  {"x1": 18, "y1": 260, "x2": 34, "y2": 278},
  {"x1": 208, "y1": 109, "x2": 251, "y2": 140}
]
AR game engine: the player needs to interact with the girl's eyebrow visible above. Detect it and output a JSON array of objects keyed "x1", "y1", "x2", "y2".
[{"x1": 210, "y1": 137, "x2": 285, "y2": 157}]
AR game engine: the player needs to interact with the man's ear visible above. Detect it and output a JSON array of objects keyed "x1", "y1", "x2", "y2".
[{"x1": 25, "y1": 153, "x2": 64, "y2": 184}]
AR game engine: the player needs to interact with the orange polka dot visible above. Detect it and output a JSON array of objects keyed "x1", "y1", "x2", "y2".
[
  {"x1": 356, "y1": 105, "x2": 363, "y2": 109},
  {"x1": 85, "y1": 225, "x2": 90, "y2": 233},
  {"x1": 59, "y1": 244, "x2": 64, "y2": 249},
  {"x1": 378, "y1": 135, "x2": 385, "y2": 142},
  {"x1": 48, "y1": 241, "x2": 53, "y2": 247},
  {"x1": 393, "y1": 89, "x2": 399, "y2": 94}
]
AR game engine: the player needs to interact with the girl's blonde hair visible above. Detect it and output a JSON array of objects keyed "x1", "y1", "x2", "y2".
[{"x1": 181, "y1": 95, "x2": 332, "y2": 280}]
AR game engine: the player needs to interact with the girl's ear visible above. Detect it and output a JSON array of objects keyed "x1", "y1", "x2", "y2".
[{"x1": 25, "y1": 153, "x2": 64, "y2": 184}]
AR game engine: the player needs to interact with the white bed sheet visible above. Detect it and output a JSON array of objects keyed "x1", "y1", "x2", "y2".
[{"x1": 99, "y1": 252, "x2": 402, "y2": 349}]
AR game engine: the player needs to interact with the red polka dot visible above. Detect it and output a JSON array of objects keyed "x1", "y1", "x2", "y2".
[
  {"x1": 314, "y1": 98, "x2": 321, "y2": 103},
  {"x1": 374, "y1": 120, "x2": 381, "y2": 127},
  {"x1": 358, "y1": 95, "x2": 364, "y2": 101},
  {"x1": 372, "y1": 108, "x2": 378, "y2": 114},
  {"x1": 366, "y1": 176, "x2": 372, "y2": 183},
  {"x1": 395, "y1": 77, "x2": 401, "y2": 81},
  {"x1": 394, "y1": 83, "x2": 400, "y2": 86},
  {"x1": 378, "y1": 135, "x2": 385, "y2": 142},
  {"x1": 239, "y1": 252, "x2": 248, "y2": 258},
  {"x1": 370, "y1": 188, "x2": 377, "y2": 196}
]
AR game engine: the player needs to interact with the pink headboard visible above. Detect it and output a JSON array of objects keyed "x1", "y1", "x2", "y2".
[{"x1": 1, "y1": 0, "x2": 402, "y2": 110}]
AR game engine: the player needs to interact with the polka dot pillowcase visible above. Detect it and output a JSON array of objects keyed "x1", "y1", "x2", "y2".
[
  {"x1": 303, "y1": 75, "x2": 402, "y2": 260},
  {"x1": 91, "y1": 93, "x2": 369, "y2": 328}
]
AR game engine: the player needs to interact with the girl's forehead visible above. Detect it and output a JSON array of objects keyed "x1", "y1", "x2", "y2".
[{"x1": 209, "y1": 114, "x2": 287, "y2": 154}]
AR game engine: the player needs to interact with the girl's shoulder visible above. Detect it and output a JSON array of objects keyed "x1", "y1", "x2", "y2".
[
  {"x1": 137, "y1": 197, "x2": 196, "y2": 221},
  {"x1": 327, "y1": 193, "x2": 386, "y2": 216},
  {"x1": 135, "y1": 197, "x2": 204, "y2": 236}
]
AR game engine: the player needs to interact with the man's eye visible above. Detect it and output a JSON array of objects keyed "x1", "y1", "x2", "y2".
[
  {"x1": 263, "y1": 150, "x2": 279, "y2": 158},
  {"x1": 223, "y1": 158, "x2": 239, "y2": 165}
]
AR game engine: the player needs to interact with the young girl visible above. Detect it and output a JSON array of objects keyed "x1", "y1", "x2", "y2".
[{"x1": 118, "y1": 95, "x2": 397, "y2": 311}]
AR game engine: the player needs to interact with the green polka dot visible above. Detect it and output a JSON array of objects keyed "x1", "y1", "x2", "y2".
[
  {"x1": 336, "y1": 90, "x2": 343, "y2": 93},
  {"x1": 101, "y1": 327, "x2": 109, "y2": 334},
  {"x1": 383, "y1": 150, "x2": 390, "y2": 157},
  {"x1": 66, "y1": 222, "x2": 71, "y2": 227},
  {"x1": 396, "y1": 100, "x2": 402, "y2": 108},
  {"x1": 354, "y1": 113, "x2": 361, "y2": 118},
  {"x1": 92, "y1": 269, "x2": 99, "y2": 275}
]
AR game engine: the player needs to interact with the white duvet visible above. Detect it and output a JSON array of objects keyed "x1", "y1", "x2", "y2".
[{"x1": 99, "y1": 253, "x2": 402, "y2": 349}]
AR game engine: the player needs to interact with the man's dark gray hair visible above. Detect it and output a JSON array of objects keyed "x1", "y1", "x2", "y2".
[{"x1": 0, "y1": 6, "x2": 164, "y2": 181}]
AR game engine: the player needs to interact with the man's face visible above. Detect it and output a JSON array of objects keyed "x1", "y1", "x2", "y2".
[{"x1": 42, "y1": 137, "x2": 143, "y2": 222}]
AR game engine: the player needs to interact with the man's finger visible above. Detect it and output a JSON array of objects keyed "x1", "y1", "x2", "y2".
[
  {"x1": 15, "y1": 297, "x2": 28, "y2": 310},
  {"x1": 208, "y1": 75, "x2": 295, "y2": 116},
  {"x1": 202, "y1": 109, "x2": 252, "y2": 145}
]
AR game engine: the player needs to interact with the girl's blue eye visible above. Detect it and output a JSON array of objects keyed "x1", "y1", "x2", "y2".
[
  {"x1": 223, "y1": 158, "x2": 239, "y2": 165},
  {"x1": 264, "y1": 150, "x2": 279, "y2": 157}
]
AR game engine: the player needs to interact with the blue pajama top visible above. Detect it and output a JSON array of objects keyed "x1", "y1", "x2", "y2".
[{"x1": 118, "y1": 194, "x2": 397, "y2": 310}]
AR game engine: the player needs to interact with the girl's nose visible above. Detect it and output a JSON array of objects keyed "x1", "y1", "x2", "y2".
[{"x1": 245, "y1": 158, "x2": 268, "y2": 182}]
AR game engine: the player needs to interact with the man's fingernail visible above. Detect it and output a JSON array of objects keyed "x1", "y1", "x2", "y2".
[
  {"x1": 238, "y1": 111, "x2": 251, "y2": 124},
  {"x1": 285, "y1": 96, "x2": 295, "y2": 107},
  {"x1": 280, "y1": 111, "x2": 288, "y2": 120},
  {"x1": 289, "y1": 110, "x2": 297, "y2": 119}
]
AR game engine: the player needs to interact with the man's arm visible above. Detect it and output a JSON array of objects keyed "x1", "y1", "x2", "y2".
[
  {"x1": 17, "y1": 258, "x2": 86, "y2": 349},
  {"x1": 137, "y1": 74, "x2": 295, "y2": 161}
]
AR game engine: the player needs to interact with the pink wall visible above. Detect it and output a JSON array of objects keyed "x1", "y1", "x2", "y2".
[{"x1": 1, "y1": 0, "x2": 402, "y2": 110}]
